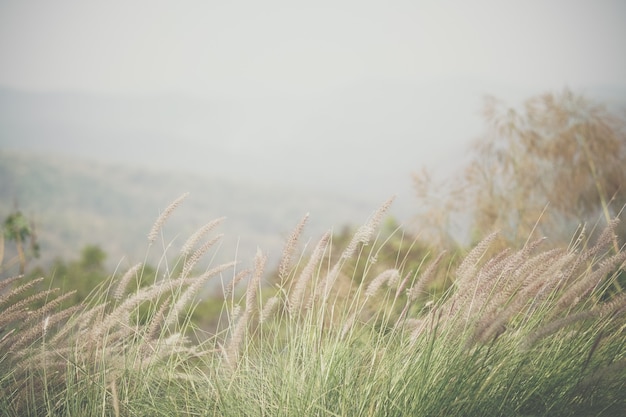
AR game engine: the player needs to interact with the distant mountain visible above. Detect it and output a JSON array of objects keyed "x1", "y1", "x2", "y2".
[
  {"x1": 0, "y1": 150, "x2": 377, "y2": 273},
  {"x1": 2, "y1": 81, "x2": 624, "y2": 274},
  {"x1": 0, "y1": 79, "x2": 552, "y2": 218},
  {"x1": 3, "y1": 82, "x2": 623, "y2": 215}
]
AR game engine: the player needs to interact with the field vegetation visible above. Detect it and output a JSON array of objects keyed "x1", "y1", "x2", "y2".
[{"x1": 1, "y1": 89, "x2": 625, "y2": 416}]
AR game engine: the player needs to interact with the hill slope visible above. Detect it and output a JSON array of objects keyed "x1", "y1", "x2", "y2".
[{"x1": 0, "y1": 150, "x2": 377, "y2": 273}]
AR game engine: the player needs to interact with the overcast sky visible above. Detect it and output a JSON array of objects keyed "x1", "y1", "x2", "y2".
[
  {"x1": 1, "y1": 0, "x2": 625, "y2": 98},
  {"x1": 2, "y1": 0, "x2": 626, "y2": 223}
]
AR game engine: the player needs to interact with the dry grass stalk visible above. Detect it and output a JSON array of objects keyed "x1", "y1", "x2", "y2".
[
  {"x1": 455, "y1": 231, "x2": 499, "y2": 289},
  {"x1": 316, "y1": 197, "x2": 394, "y2": 306},
  {"x1": 89, "y1": 277, "x2": 192, "y2": 343},
  {"x1": 340, "y1": 311, "x2": 358, "y2": 339},
  {"x1": 223, "y1": 268, "x2": 251, "y2": 299},
  {"x1": 8, "y1": 304, "x2": 82, "y2": 352},
  {"x1": 225, "y1": 308, "x2": 249, "y2": 367},
  {"x1": 180, "y1": 217, "x2": 226, "y2": 256},
  {"x1": 523, "y1": 310, "x2": 596, "y2": 349},
  {"x1": 245, "y1": 249, "x2": 266, "y2": 316},
  {"x1": 472, "y1": 250, "x2": 575, "y2": 343},
  {"x1": 342, "y1": 197, "x2": 394, "y2": 261},
  {"x1": 25, "y1": 290, "x2": 77, "y2": 322},
  {"x1": 597, "y1": 292, "x2": 626, "y2": 317},
  {"x1": 166, "y1": 261, "x2": 236, "y2": 328},
  {"x1": 289, "y1": 231, "x2": 330, "y2": 315},
  {"x1": 0, "y1": 277, "x2": 44, "y2": 308},
  {"x1": 472, "y1": 258, "x2": 557, "y2": 342},
  {"x1": 180, "y1": 234, "x2": 224, "y2": 278},
  {"x1": 49, "y1": 302, "x2": 107, "y2": 346},
  {"x1": 147, "y1": 192, "x2": 189, "y2": 243},
  {"x1": 260, "y1": 296, "x2": 280, "y2": 323},
  {"x1": 114, "y1": 263, "x2": 143, "y2": 301},
  {"x1": 365, "y1": 269, "x2": 400, "y2": 298},
  {"x1": 0, "y1": 288, "x2": 59, "y2": 329},
  {"x1": 551, "y1": 250, "x2": 626, "y2": 317},
  {"x1": 224, "y1": 250, "x2": 267, "y2": 366},
  {"x1": 395, "y1": 270, "x2": 413, "y2": 300},
  {"x1": 145, "y1": 296, "x2": 171, "y2": 342},
  {"x1": 0, "y1": 275, "x2": 22, "y2": 293},
  {"x1": 407, "y1": 252, "x2": 446, "y2": 302},
  {"x1": 277, "y1": 213, "x2": 309, "y2": 285}
]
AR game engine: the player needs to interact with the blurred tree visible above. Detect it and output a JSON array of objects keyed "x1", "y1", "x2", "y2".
[
  {"x1": 25, "y1": 245, "x2": 109, "y2": 308},
  {"x1": 79, "y1": 245, "x2": 107, "y2": 272},
  {"x1": 414, "y1": 89, "x2": 626, "y2": 248},
  {"x1": 2, "y1": 210, "x2": 39, "y2": 274}
]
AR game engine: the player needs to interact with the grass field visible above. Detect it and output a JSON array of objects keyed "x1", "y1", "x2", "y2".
[{"x1": 1, "y1": 195, "x2": 625, "y2": 416}]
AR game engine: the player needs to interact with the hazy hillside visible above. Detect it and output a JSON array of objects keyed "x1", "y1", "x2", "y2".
[
  {"x1": 0, "y1": 150, "x2": 377, "y2": 273},
  {"x1": 2, "y1": 82, "x2": 624, "y2": 220},
  {"x1": 2, "y1": 83, "x2": 624, "y2": 273},
  {"x1": 0, "y1": 80, "x2": 507, "y2": 218}
]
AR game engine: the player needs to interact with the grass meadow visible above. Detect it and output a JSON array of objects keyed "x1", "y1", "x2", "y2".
[{"x1": 1, "y1": 194, "x2": 625, "y2": 416}]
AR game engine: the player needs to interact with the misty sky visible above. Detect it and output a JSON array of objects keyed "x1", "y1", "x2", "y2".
[
  {"x1": 1, "y1": 0, "x2": 626, "y2": 222},
  {"x1": 1, "y1": 0, "x2": 625, "y2": 98}
]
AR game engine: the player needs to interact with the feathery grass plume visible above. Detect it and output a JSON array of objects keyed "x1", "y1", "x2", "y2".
[
  {"x1": 223, "y1": 268, "x2": 251, "y2": 299},
  {"x1": 472, "y1": 239, "x2": 548, "y2": 321},
  {"x1": 166, "y1": 261, "x2": 236, "y2": 328},
  {"x1": 406, "y1": 252, "x2": 446, "y2": 302},
  {"x1": 493, "y1": 237, "x2": 547, "y2": 287},
  {"x1": 461, "y1": 248, "x2": 518, "y2": 321},
  {"x1": 597, "y1": 292, "x2": 626, "y2": 317},
  {"x1": 224, "y1": 250, "x2": 266, "y2": 366},
  {"x1": 278, "y1": 213, "x2": 309, "y2": 285},
  {"x1": 342, "y1": 196, "x2": 395, "y2": 260},
  {"x1": 145, "y1": 296, "x2": 171, "y2": 342},
  {"x1": 230, "y1": 304, "x2": 242, "y2": 325},
  {"x1": 317, "y1": 197, "x2": 394, "y2": 305},
  {"x1": 473, "y1": 250, "x2": 574, "y2": 342},
  {"x1": 289, "y1": 231, "x2": 330, "y2": 315},
  {"x1": 512, "y1": 248, "x2": 566, "y2": 286},
  {"x1": 147, "y1": 192, "x2": 189, "y2": 244},
  {"x1": 260, "y1": 296, "x2": 280, "y2": 323},
  {"x1": 180, "y1": 234, "x2": 224, "y2": 278},
  {"x1": 347, "y1": 197, "x2": 395, "y2": 262},
  {"x1": 138, "y1": 333, "x2": 196, "y2": 369},
  {"x1": 114, "y1": 262, "x2": 142, "y2": 301},
  {"x1": 524, "y1": 251, "x2": 579, "y2": 309},
  {"x1": 0, "y1": 288, "x2": 59, "y2": 329},
  {"x1": 89, "y1": 277, "x2": 192, "y2": 343},
  {"x1": 594, "y1": 218, "x2": 620, "y2": 254},
  {"x1": 395, "y1": 270, "x2": 413, "y2": 299},
  {"x1": 225, "y1": 306, "x2": 249, "y2": 367},
  {"x1": 395, "y1": 253, "x2": 447, "y2": 328},
  {"x1": 472, "y1": 249, "x2": 563, "y2": 328},
  {"x1": 551, "y1": 250, "x2": 626, "y2": 317},
  {"x1": 110, "y1": 379, "x2": 120, "y2": 417},
  {"x1": 340, "y1": 311, "x2": 358, "y2": 339},
  {"x1": 49, "y1": 302, "x2": 107, "y2": 346},
  {"x1": 246, "y1": 249, "x2": 266, "y2": 316},
  {"x1": 180, "y1": 217, "x2": 226, "y2": 256},
  {"x1": 0, "y1": 276, "x2": 44, "y2": 308},
  {"x1": 24, "y1": 290, "x2": 77, "y2": 322},
  {"x1": 442, "y1": 246, "x2": 510, "y2": 323},
  {"x1": 365, "y1": 269, "x2": 400, "y2": 298},
  {"x1": 7, "y1": 304, "x2": 82, "y2": 352},
  {"x1": 455, "y1": 231, "x2": 498, "y2": 288},
  {"x1": 555, "y1": 226, "x2": 617, "y2": 292},
  {"x1": 0, "y1": 275, "x2": 22, "y2": 293},
  {"x1": 521, "y1": 310, "x2": 596, "y2": 349}
]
